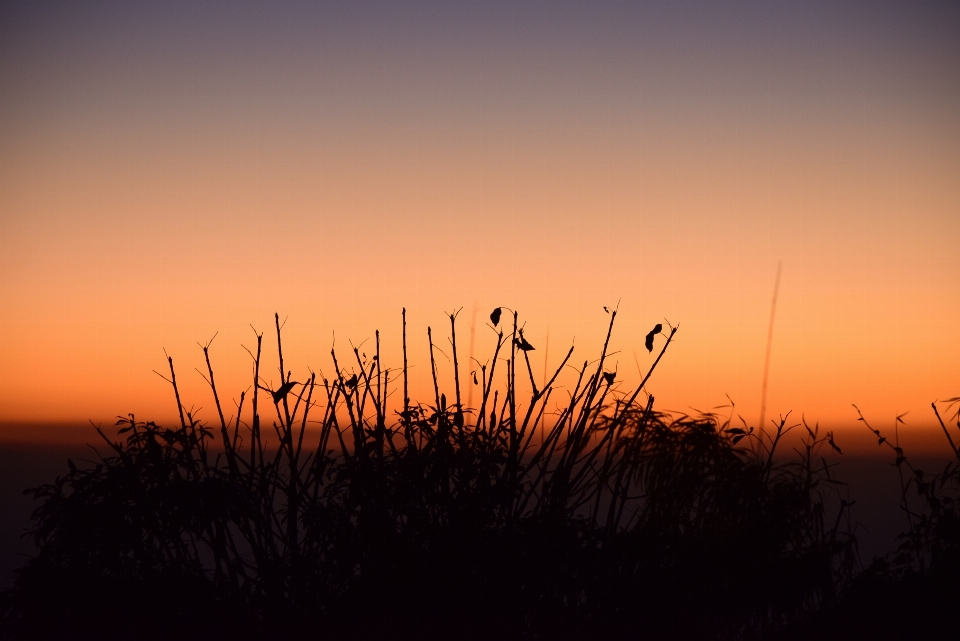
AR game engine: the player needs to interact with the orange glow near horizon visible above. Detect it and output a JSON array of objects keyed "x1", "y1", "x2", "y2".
[{"x1": 1, "y1": 2, "x2": 958, "y2": 444}]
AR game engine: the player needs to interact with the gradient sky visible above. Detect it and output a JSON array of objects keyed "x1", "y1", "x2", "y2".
[{"x1": 1, "y1": 1, "x2": 958, "y2": 439}]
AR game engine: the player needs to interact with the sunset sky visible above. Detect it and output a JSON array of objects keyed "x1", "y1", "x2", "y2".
[{"x1": 1, "y1": 1, "x2": 958, "y2": 441}]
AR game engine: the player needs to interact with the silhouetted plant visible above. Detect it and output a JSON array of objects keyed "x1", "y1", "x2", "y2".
[
  {"x1": 800, "y1": 401, "x2": 960, "y2": 640},
  {"x1": 1, "y1": 310, "x2": 857, "y2": 640}
]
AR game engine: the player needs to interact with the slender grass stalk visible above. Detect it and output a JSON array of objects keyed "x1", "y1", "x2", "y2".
[{"x1": 759, "y1": 259, "x2": 782, "y2": 433}]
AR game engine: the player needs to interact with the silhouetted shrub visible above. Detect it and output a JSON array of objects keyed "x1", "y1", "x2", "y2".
[{"x1": 1, "y1": 311, "x2": 858, "y2": 640}]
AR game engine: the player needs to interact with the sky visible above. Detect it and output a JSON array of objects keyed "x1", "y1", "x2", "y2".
[{"x1": 1, "y1": 1, "x2": 958, "y2": 441}]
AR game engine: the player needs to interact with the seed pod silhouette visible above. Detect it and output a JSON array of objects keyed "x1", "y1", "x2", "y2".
[
  {"x1": 644, "y1": 323, "x2": 663, "y2": 353},
  {"x1": 344, "y1": 374, "x2": 358, "y2": 389},
  {"x1": 472, "y1": 371, "x2": 478, "y2": 385},
  {"x1": 272, "y1": 381, "x2": 300, "y2": 404},
  {"x1": 490, "y1": 307, "x2": 502, "y2": 327},
  {"x1": 602, "y1": 371, "x2": 615, "y2": 385}
]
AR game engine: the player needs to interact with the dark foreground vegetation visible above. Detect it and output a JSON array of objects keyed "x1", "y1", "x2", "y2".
[{"x1": 1, "y1": 310, "x2": 958, "y2": 640}]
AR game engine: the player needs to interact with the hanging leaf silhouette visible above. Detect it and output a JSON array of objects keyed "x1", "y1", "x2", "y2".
[
  {"x1": 603, "y1": 306, "x2": 609, "y2": 313},
  {"x1": 472, "y1": 371, "x2": 478, "y2": 385},
  {"x1": 516, "y1": 336, "x2": 535, "y2": 351},
  {"x1": 490, "y1": 307, "x2": 502, "y2": 327},
  {"x1": 602, "y1": 371, "x2": 615, "y2": 385},
  {"x1": 828, "y1": 433, "x2": 842, "y2": 454},
  {"x1": 272, "y1": 381, "x2": 300, "y2": 404},
  {"x1": 732, "y1": 434, "x2": 745, "y2": 445},
  {"x1": 644, "y1": 323, "x2": 663, "y2": 353},
  {"x1": 343, "y1": 374, "x2": 358, "y2": 389}
]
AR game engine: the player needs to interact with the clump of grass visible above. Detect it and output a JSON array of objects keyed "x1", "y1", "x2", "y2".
[
  {"x1": 1, "y1": 309, "x2": 856, "y2": 640},
  {"x1": 855, "y1": 400, "x2": 960, "y2": 575},
  {"x1": 802, "y1": 401, "x2": 960, "y2": 639}
]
